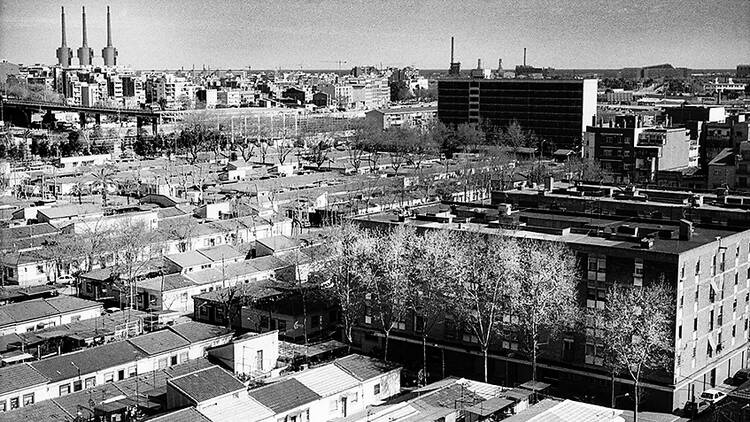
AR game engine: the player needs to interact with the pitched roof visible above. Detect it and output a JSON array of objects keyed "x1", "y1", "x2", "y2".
[
  {"x1": 37, "y1": 204, "x2": 102, "y2": 220},
  {"x1": 0, "y1": 296, "x2": 101, "y2": 329},
  {"x1": 168, "y1": 366, "x2": 245, "y2": 404},
  {"x1": 31, "y1": 341, "x2": 144, "y2": 382},
  {"x1": 198, "y1": 396, "x2": 275, "y2": 422},
  {"x1": 0, "y1": 399, "x2": 70, "y2": 422},
  {"x1": 334, "y1": 354, "x2": 400, "y2": 381},
  {"x1": 166, "y1": 250, "x2": 213, "y2": 269},
  {"x1": 257, "y1": 235, "x2": 302, "y2": 253},
  {"x1": 169, "y1": 321, "x2": 231, "y2": 343},
  {"x1": 293, "y1": 363, "x2": 360, "y2": 397},
  {"x1": 0, "y1": 363, "x2": 48, "y2": 395},
  {"x1": 128, "y1": 329, "x2": 190, "y2": 356},
  {"x1": 248, "y1": 378, "x2": 320, "y2": 413},
  {"x1": 197, "y1": 244, "x2": 245, "y2": 262},
  {"x1": 147, "y1": 408, "x2": 212, "y2": 422}
]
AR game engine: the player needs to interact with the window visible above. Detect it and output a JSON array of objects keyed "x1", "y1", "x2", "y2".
[
  {"x1": 73, "y1": 380, "x2": 83, "y2": 392},
  {"x1": 695, "y1": 260, "x2": 701, "y2": 275},
  {"x1": 311, "y1": 315, "x2": 321, "y2": 329},
  {"x1": 127, "y1": 366, "x2": 137, "y2": 377},
  {"x1": 373, "y1": 383, "x2": 381, "y2": 395},
  {"x1": 733, "y1": 324, "x2": 737, "y2": 337},
  {"x1": 256, "y1": 350, "x2": 264, "y2": 371},
  {"x1": 158, "y1": 358, "x2": 168, "y2": 369},
  {"x1": 179, "y1": 352, "x2": 188, "y2": 363},
  {"x1": 277, "y1": 319, "x2": 287, "y2": 332},
  {"x1": 329, "y1": 399, "x2": 338, "y2": 412},
  {"x1": 260, "y1": 316, "x2": 269, "y2": 328},
  {"x1": 678, "y1": 325, "x2": 682, "y2": 339},
  {"x1": 104, "y1": 372, "x2": 114, "y2": 383},
  {"x1": 118, "y1": 370, "x2": 125, "y2": 381},
  {"x1": 170, "y1": 355, "x2": 178, "y2": 366},
  {"x1": 0, "y1": 400, "x2": 5, "y2": 412},
  {"x1": 59, "y1": 384, "x2": 70, "y2": 396},
  {"x1": 415, "y1": 315, "x2": 425, "y2": 333},
  {"x1": 22, "y1": 393, "x2": 34, "y2": 406},
  {"x1": 10, "y1": 398, "x2": 18, "y2": 410},
  {"x1": 694, "y1": 317, "x2": 698, "y2": 331},
  {"x1": 85, "y1": 377, "x2": 96, "y2": 389}
]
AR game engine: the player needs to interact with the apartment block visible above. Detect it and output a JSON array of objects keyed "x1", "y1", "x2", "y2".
[
  {"x1": 438, "y1": 78, "x2": 597, "y2": 150},
  {"x1": 352, "y1": 198, "x2": 750, "y2": 412}
]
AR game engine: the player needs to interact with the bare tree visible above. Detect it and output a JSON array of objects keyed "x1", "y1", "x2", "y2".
[
  {"x1": 565, "y1": 155, "x2": 605, "y2": 184},
  {"x1": 448, "y1": 231, "x2": 520, "y2": 382},
  {"x1": 175, "y1": 111, "x2": 219, "y2": 164},
  {"x1": 511, "y1": 240, "x2": 581, "y2": 382},
  {"x1": 364, "y1": 225, "x2": 414, "y2": 361},
  {"x1": 597, "y1": 281, "x2": 674, "y2": 422},
  {"x1": 408, "y1": 229, "x2": 453, "y2": 384},
  {"x1": 314, "y1": 222, "x2": 372, "y2": 348},
  {"x1": 111, "y1": 219, "x2": 165, "y2": 313}
]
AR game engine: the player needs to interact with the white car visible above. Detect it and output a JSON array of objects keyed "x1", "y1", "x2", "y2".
[
  {"x1": 699, "y1": 389, "x2": 727, "y2": 404},
  {"x1": 56, "y1": 275, "x2": 76, "y2": 284}
]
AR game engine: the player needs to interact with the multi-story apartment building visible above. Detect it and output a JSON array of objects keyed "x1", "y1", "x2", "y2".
[
  {"x1": 583, "y1": 116, "x2": 693, "y2": 183},
  {"x1": 352, "y1": 198, "x2": 750, "y2": 412},
  {"x1": 365, "y1": 105, "x2": 438, "y2": 130},
  {"x1": 438, "y1": 78, "x2": 597, "y2": 150}
]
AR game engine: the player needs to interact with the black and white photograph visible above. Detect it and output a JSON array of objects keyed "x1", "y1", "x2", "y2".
[{"x1": 0, "y1": 0, "x2": 749, "y2": 421}]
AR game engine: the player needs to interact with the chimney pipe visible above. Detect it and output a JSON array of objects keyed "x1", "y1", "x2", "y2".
[
  {"x1": 61, "y1": 6, "x2": 67, "y2": 46},
  {"x1": 477, "y1": 58, "x2": 482, "y2": 69},
  {"x1": 106, "y1": 6, "x2": 112, "y2": 46},
  {"x1": 81, "y1": 6, "x2": 87, "y2": 46},
  {"x1": 451, "y1": 37, "x2": 454, "y2": 63},
  {"x1": 523, "y1": 48, "x2": 527, "y2": 67}
]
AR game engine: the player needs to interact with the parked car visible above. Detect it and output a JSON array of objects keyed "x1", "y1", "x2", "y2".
[
  {"x1": 700, "y1": 389, "x2": 727, "y2": 404},
  {"x1": 56, "y1": 275, "x2": 75, "y2": 284},
  {"x1": 684, "y1": 400, "x2": 711, "y2": 417},
  {"x1": 732, "y1": 368, "x2": 750, "y2": 385}
]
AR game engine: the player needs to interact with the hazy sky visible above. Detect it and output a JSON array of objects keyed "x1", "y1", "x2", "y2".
[{"x1": 1, "y1": 0, "x2": 748, "y2": 70}]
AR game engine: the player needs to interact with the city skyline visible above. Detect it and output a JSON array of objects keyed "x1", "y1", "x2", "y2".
[{"x1": 0, "y1": 0, "x2": 748, "y2": 70}]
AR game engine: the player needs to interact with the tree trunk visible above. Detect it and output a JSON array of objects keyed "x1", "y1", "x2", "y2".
[
  {"x1": 483, "y1": 347, "x2": 489, "y2": 382},
  {"x1": 441, "y1": 347, "x2": 445, "y2": 379},
  {"x1": 633, "y1": 379, "x2": 639, "y2": 422},
  {"x1": 422, "y1": 335, "x2": 428, "y2": 386},
  {"x1": 383, "y1": 332, "x2": 390, "y2": 362},
  {"x1": 610, "y1": 370, "x2": 616, "y2": 408},
  {"x1": 532, "y1": 338, "x2": 538, "y2": 382}
]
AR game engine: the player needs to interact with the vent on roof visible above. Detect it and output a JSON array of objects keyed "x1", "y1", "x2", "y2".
[{"x1": 640, "y1": 237, "x2": 654, "y2": 249}]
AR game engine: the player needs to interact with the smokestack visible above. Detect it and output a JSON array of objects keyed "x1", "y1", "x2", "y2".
[
  {"x1": 451, "y1": 36, "x2": 454, "y2": 63},
  {"x1": 101, "y1": 5, "x2": 118, "y2": 67},
  {"x1": 56, "y1": 7, "x2": 72, "y2": 68},
  {"x1": 523, "y1": 48, "x2": 527, "y2": 67},
  {"x1": 77, "y1": 6, "x2": 93, "y2": 66},
  {"x1": 81, "y1": 6, "x2": 87, "y2": 46},
  {"x1": 61, "y1": 6, "x2": 67, "y2": 46},
  {"x1": 477, "y1": 58, "x2": 482, "y2": 69},
  {"x1": 106, "y1": 6, "x2": 112, "y2": 46}
]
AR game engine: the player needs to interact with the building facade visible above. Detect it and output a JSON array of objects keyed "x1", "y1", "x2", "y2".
[{"x1": 438, "y1": 78, "x2": 597, "y2": 149}]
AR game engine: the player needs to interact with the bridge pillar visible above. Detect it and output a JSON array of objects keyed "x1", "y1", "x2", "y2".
[
  {"x1": 94, "y1": 113, "x2": 101, "y2": 125},
  {"x1": 79, "y1": 112, "x2": 86, "y2": 128}
]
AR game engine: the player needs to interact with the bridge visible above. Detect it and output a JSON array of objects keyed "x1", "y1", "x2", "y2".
[{"x1": 1, "y1": 97, "x2": 162, "y2": 132}]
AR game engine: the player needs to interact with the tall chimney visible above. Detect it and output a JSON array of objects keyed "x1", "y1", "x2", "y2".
[
  {"x1": 77, "y1": 6, "x2": 93, "y2": 66},
  {"x1": 106, "y1": 6, "x2": 112, "y2": 46},
  {"x1": 56, "y1": 6, "x2": 72, "y2": 68},
  {"x1": 477, "y1": 58, "x2": 482, "y2": 69},
  {"x1": 102, "y1": 5, "x2": 118, "y2": 67},
  {"x1": 523, "y1": 48, "x2": 527, "y2": 67},
  {"x1": 82, "y1": 6, "x2": 87, "y2": 46},
  {"x1": 451, "y1": 36, "x2": 454, "y2": 63}
]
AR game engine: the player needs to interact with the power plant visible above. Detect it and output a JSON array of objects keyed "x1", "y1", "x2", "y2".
[
  {"x1": 58, "y1": 5, "x2": 118, "y2": 67},
  {"x1": 55, "y1": 6, "x2": 72, "y2": 68},
  {"x1": 101, "y1": 6, "x2": 118, "y2": 67}
]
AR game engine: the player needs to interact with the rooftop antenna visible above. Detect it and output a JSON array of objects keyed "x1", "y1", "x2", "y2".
[
  {"x1": 523, "y1": 48, "x2": 527, "y2": 67},
  {"x1": 451, "y1": 36, "x2": 455, "y2": 63}
]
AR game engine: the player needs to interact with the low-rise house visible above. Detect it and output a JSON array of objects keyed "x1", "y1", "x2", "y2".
[
  {"x1": 248, "y1": 354, "x2": 402, "y2": 420},
  {"x1": 0, "y1": 322, "x2": 232, "y2": 412},
  {"x1": 208, "y1": 331, "x2": 279, "y2": 380},
  {"x1": 164, "y1": 245, "x2": 245, "y2": 274},
  {"x1": 0, "y1": 364, "x2": 48, "y2": 413},
  {"x1": 0, "y1": 296, "x2": 102, "y2": 336}
]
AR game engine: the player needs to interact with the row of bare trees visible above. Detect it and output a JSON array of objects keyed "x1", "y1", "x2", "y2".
[{"x1": 316, "y1": 223, "x2": 672, "y2": 419}]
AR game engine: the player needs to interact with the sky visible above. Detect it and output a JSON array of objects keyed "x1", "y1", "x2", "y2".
[{"x1": 0, "y1": 0, "x2": 748, "y2": 70}]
